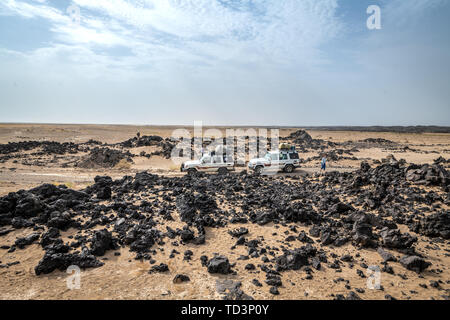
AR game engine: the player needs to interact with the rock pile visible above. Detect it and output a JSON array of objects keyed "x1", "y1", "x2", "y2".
[
  {"x1": 406, "y1": 164, "x2": 449, "y2": 188},
  {"x1": 287, "y1": 130, "x2": 313, "y2": 145},
  {"x1": 76, "y1": 147, "x2": 134, "y2": 168},
  {"x1": 0, "y1": 141, "x2": 81, "y2": 155},
  {"x1": 117, "y1": 135, "x2": 175, "y2": 159},
  {"x1": 119, "y1": 135, "x2": 163, "y2": 148}
]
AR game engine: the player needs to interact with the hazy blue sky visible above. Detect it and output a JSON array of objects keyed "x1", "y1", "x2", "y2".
[{"x1": 0, "y1": 0, "x2": 449, "y2": 126}]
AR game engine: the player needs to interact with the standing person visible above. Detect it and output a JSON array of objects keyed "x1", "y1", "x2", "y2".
[{"x1": 320, "y1": 155, "x2": 327, "y2": 173}]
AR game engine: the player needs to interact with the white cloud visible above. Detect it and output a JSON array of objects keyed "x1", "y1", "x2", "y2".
[
  {"x1": 0, "y1": 0, "x2": 344, "y2": 74},
  {"x1": 0, "y1": 0, "x2": 67, "y2": 21}
]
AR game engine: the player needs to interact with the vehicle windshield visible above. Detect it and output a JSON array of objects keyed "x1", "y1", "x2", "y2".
[{"x1": 264, "y1": 153, "x2": 271, "y2": 160}]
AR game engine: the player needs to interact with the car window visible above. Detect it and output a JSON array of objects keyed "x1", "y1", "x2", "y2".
[
  {"x1": 280, "y1": 153, "x2": 288, "y2": 160},
  {"x1": 202, "y1": 156, "x2": 211, "y2": 163},
  {"x1": 289, "y1": 153, "x2": 299, "y2": 160}
]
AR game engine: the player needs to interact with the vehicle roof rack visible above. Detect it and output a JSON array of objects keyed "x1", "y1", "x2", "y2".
[{"x1": 279, "y1": 146, "x2": 296, "y2": 152}]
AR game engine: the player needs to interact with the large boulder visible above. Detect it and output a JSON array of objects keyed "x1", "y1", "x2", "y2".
[
  {"x1": 90, "y1": 230, "x2": 118, "y2": 256},
  {"x1": 15, "y1": 194, "x2": 44, "y2": 218},
  {"x1": 125, "y1": 226, "x2": 160, "y2": 254},
  {"x1": 399, "y1": 255, "x2": 431, "y2": 273},
  {"x1": 176, "y1": 192, "x2": 217, "y2": 223},
  {"x1": 207, "y1": 256, "x2": 231, "y2": 274},
  {"x1": 409, "y1": 211, "x2": 450, "y2": 239},
  {"x1": 406, "y1": 164, "x2": 449, "y2": 187},
  {"x1": 275, "y1": 245, "x2": 316, "y2": 271},
  {"x1": 380, "y1": 228, "x2": 417, "y2": 249},
  {"x1": 352, "y1": 220, "x2": 376, "y2": 247},
  {"x1": 92, "y1": 176, "x2": 113, "y2": 200},
  {"x1": 47, "y1": 211, "x2": 75, "y2": 230}
]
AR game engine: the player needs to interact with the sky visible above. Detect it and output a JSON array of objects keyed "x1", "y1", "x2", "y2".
[{"x1": 0, "y1": 0, "x2": 449, "y2": 126}]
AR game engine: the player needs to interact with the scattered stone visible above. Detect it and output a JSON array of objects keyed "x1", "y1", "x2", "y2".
[
  {"x1": 207, "y1": 256, "x2": 231, "y2": 274},
  {"x1": 173, "y1": 274, "x2": 190, "y2": 284},
  {"x1": 252, "y1": 279, "x2": 263, "y2": 287},
  {"x1": 269, "y1": 286, "x2": 279, "y2": 295},
  {"x1": 377, "y1": 247, "x2": 397, "y2": 262},
  {"x1": 149, "y1": 263, "x2": 169, "y2": 273}
]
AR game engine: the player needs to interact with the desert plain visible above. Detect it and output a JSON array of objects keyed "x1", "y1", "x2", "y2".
[{"x1": 0, "y1": 123, "x2": 448, "y2": 300}]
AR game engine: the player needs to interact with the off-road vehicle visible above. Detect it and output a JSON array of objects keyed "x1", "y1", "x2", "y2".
[
  {"x1": 248, "y1": 148, "x2": 300, "y2": 174},
  {"x1": 181, "y1": 153, "x2": 234, "y2": 175}
]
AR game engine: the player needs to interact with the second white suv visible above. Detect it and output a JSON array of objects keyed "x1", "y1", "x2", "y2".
[{"x1": 248, "y1": 150, "x2": 300, "y2": 174}]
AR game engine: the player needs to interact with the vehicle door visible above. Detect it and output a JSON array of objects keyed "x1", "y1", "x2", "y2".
[
  {"x1": 199, "y1": 156, "x2": 213, "y2": 171},
  {"x1": 288, "y1": 152, "x2": 300, "y2": 167},
  {"x1": 269, "y1": 153, "x2": 281, "y2": 171},
  {"x1": 278, "y1": 153, "x2": 289, "y2": 170},
  {"x1": 211, "y1": 155, "x2": 223, "y2": 171}
]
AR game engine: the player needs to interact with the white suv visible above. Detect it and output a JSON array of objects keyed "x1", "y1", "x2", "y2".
[
  {"x1": 181, "y1": 153, "x2": 235, "y2": 175},
  {"x1": 248, "y1": 150, "x2": 300, "y2": 174}
]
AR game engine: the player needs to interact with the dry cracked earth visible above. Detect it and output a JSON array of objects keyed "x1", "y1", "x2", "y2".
[{"x1": 0, "y1": 124, "x2": 449, "y2": 300}]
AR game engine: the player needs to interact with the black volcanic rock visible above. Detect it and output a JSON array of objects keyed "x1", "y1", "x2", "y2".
[
  {"x1": 76, "y1": 147, "x2": 133, "y2": 169},
  {"x1": 287, "y1": 130, "x2": 313, "y2": 145},
  {"x1": 15, "y1": 232, "x2": 40, "y2": 249},
  {"x1": 275, "y1": 245, "x2": 316, "y2": 271},
  {"x1": 352, "y1": 220, "x2": 376, "y2": 247},
  {"x1": 409, "y1": 211, "x2": 450, "y2": 239},
  {"x1": 35, "y1": 251, "x2": 103, "y2": 275},
  {"x1": 0, "y1": 156, "x2": 447, "y2": 286},
  {"x1": 173, "y1": 274, "x2": 190, "y2": 283},
  {"x1": 15, "y1": 194, "x2": 45, "y2": 218},
  {"x1": 176, "y1": 192, "x2": 217, "y2": 223},
  {"x1": 399, "y1": 255, "x2": 431, "y2": 273},
  {"x1": 149, "y1": 263, "x2": 169, "y2": 273},
  {"x1": 90, "y1": 229, "x2": 118, "y2": 256},
  {"x1": 207, "y1": 256, "x2": 231, "y2": 274},
  {"x1": 380, "y1": 228, "x2": 417, "y2": 249},
  {"x1": 377, "y1": 247, "x2": 397, "y2": 262}
]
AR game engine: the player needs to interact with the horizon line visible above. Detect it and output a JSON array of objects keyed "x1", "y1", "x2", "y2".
[{"x1": 1, "y1": 122, "x2": 450, "y2": 128}]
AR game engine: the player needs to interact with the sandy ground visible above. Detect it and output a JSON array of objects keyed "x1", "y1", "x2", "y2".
[
  {"x1": 1, "y1": 220, "x2": 448, "y2": 300},
  {"x1": 0, "y1": 124, "x2": 449, "y2": 300}
]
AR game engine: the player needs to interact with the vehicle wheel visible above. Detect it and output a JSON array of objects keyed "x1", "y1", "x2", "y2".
[
  {"x1": 255, "y1": 166, "x2": 264, "y2": 175},
  {"x1": 187, "y1": 168, "x2": 197, "y2": 175},
  {"x1": 218, "y1": 167, "x2": 228, "y2": 175},
  {"x1": 284, "y1": 164, "x2": 294, "y2": 173}
]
